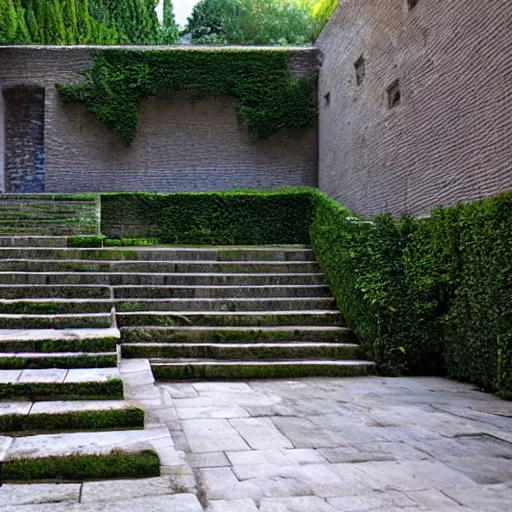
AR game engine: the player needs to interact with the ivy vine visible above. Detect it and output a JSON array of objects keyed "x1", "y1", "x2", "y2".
[{"x1": 56, "y1": 49, "x2": 317, "y2": 146}]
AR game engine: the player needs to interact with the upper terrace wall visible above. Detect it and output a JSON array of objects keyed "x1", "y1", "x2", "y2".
[
  {"x1": 317, "y1": 0, "x2": 512, "y2": 217},
  {"x1": 0, "y1": 46, "x2": 319, "y2": 193}
]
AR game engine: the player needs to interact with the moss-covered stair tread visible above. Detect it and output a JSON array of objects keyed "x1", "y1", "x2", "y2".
[
  {"x1": 0, "y1": 367, "x2": 123, "y2": 400},
  {"x1": 0, "y1": 313, "x2": 113, "y2": 329},
  {"x1": 0, "y1": 351, "x2": 117, "y2": 369},
  {"x1": 151, "y1": 359, "x2": 376, "y2": 379}
]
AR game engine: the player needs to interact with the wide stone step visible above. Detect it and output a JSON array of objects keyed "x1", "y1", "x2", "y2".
[
  {"x1": 0, "y1": 237, "x2": 69, "y2": 248},
  {"x1": 0, "y1": 285, "x2": 112, "y2": 299},
  {"x1": 0, "y1": 297, "x2": 336, "y2": 314},
  {"x1": 150, "y1": 359, "x2": 376, "y2": 380},
  {"x1": 0, "y1": 400, "x2": 144, "y2": 433},
  {"x1": 0, "y1": 352, "x2": 117, "y2": 369},
  {"x1": 116, "y1": 310, "x2": 344, "y2": 328},
  {"x1": 120, "y1": 326, "x2": 354, "y2": 343},
  {"x1": 0, "y1": 271, "x2": 325, "y2": 286},
  {"x1": 122, "y1": 342, "x2": 363, "y2": 360},
  {"x1": 0, "y1": 313, "x2": 112, "y2": 329},
  {"x1": 0, "y1": 226, "x2": 99, "y2": 236},
  {"x1": 113, "y1": 285, "x2": 330, "y2": 299},
  {"x1": 0, "y1": 247, "x2": 314, "y2": 261},
  {"x1": 0, "y1": 260, "x2": 320, "y2": 273},
  {"x1": 0, "y1": 328, "x2": 119, "y2": 353},
  {"x1": 1, "y1": 428, "x2": 172, "y2": 482},
  {"x1": 0, "y1": 367, "x2": 123, "y2": 401}
]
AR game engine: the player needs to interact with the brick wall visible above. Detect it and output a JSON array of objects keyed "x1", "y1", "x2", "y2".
[
  {"x1": 0, "y1": 46, "x2": 319, "y2": 193},
  {"x1": 316, "y1": 0, "x2": 512, "y2": 217}
]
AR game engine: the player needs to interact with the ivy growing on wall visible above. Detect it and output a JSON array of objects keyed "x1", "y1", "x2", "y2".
[{"x1": 56, "y1": 50, "x2": 318, "y2": 145}]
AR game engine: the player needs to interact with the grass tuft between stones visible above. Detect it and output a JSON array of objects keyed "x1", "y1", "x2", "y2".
[{"x1": 3, "y1": 449, "x2": 160, "y2": 483}]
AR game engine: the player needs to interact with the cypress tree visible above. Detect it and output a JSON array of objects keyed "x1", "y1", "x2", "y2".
[
  {"x1": 0, "y1": 0, "x2": 18, "y2": 44},
  {"x1": 160, "y1": 0, "x2": 179, "y2": 44}
]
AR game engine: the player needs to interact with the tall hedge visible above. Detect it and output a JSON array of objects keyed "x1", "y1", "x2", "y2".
[
  {"x1": 100, "y1": 189, "x2": 314, "y2": 245},
  {"x1": 310, "y1": 189, "x2": 512, "y2": 398}
]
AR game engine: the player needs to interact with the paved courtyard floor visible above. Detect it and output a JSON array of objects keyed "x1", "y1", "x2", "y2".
[{"x1": 2, "y1": 376, "x2": 512, "y2": 511}]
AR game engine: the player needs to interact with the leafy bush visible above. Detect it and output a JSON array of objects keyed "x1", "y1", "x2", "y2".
[{"x1": 310, "y1": 189, "x2": 512, "y2": 398}]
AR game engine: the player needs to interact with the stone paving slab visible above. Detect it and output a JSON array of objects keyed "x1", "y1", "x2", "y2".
[
  {"x1": 18, "y1": 369, "x2": 68, "y2": 384},
  {"x1": 0, "y1": 483, "x2": 81, "y2": 507},
  {"x1": 64, "y1": 368, "x2": 120, "y2": 383},
  {"x1": 0, "y1": 328, "x2": 120, "y2": 342},
  {"x1": 30, "y1": 400, "x2": 132, "y2": 415},
  {"x1": 182, "y1": 419, "x2": 251, "y2": 453}
]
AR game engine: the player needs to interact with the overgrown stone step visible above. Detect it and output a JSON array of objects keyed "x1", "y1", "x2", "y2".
[
  {"x1": 0, "y1": 313, "x2": 112, "y2": 329},
  {"x1": 0, "y1": 237, "x2": 69, "y2": 248},
  {"x1": 116, "y1": 310, "x2": 344, "y2": 328},
  {"x1": 1, "y1": 428, "x2": 171, "y2": 482},
  {"x1": 0, "y1": 247, "x2": 314, "y2": 261},
  {"x1": 0, "y1": 284, "x2": 329, "y2": 300},
  {"x1": 0, "y1": 285, "x2": 112, "y2": 299},
  {"x1": 120, "y1": 326, "x2": 355, "y2": 343},
  {"x1": 150, "y1": 359, "x2": 376, "y2": 380},
  {"x1": 0, "y1": 328, "x2": 119, "y2": 353},
  {"x1": 122, "y1": 342, "x2": 363, "y2": 360},
  {"x1": 0, "y1": 297, "x2": 336, "y2": 314},
  {"x1": 113, "y1": 285, "x2": 330, "y2": 299},
  {"x1": 0, "y1": 260, "x2": 320, "y2": 273},
  {"x1": 0, "y1": 367, "x2": 123, "y2": 401},
  {"x1": 0, "y1": 401, "x2": 144, "y2": 433},
  {"x1": 0, "y1": 352, "x2": 117, "y2": 369},
  {"x1": 0, "y1": 226, "x2": 99, "y2": 236},
  {"x1": 0, "y1": 213, "x2": 97, "y2": 222},
  {"x1": 0, "y1": 271, "x2": 325, "y2": 286}
]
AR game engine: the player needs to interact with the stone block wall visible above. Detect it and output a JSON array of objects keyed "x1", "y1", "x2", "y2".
[
  {"x1": 0, "y1": 46, "x2": 319, "y2": 193},
  {"x1": 316, "y1": 0, "x2": 512, "y2": 217}
]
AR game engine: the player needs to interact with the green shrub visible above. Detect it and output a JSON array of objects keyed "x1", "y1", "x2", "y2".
[
  {"x1": 3, "y1": 449, "x2": 160, "y2": 482},
  {"x1": 309, "y1": 189, "x2": 512, "y2": 398},
  {"x1": 67, "y1": 236, "x2": 103, "y2": 248},
  {"x1": 100, "y1": 189, "x2": 314, "y2": 244}
]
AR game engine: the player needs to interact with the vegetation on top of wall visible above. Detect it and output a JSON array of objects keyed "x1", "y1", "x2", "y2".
[
  {"x1": 0, "y1": 0, "x2": 178, "y2": 45},
  {"x1": 56, "y1": 49, "x2": 318, "y2": 145},
  {"x1": 309, "y1": 189, "x2": 512, "y2": 399},
  {"x1": 100, "y1": 188, "x2": 315, "y2": 244},
  {"x1": 311, "y1": 0, "x2": 339, "y2": 39}
]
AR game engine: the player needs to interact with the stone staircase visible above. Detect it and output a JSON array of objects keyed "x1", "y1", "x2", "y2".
[
  {"x1": 0, "y1": 194, "x2": 100, "y2": 236},
  {"x1": 0, "y1": 242, "x2": 375, "y2": 382}
]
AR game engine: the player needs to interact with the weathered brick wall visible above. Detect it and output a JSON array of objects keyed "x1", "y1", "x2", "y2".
[
  {"x1": 0, "y1": 46, "x2": 319, "y2": 193},
  {"x1": 317, "y1": 0, "x2": 512, "y2": 217},
  {"x1": 4, "y1": 87, "x2": 45, "y2": 193}
]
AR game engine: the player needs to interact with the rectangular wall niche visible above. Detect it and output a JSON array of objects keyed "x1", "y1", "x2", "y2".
[
  {"x1": 387, "y1": 80, "x2": 401, "y2": 109},
  {"x1": 3, "y1": 87, "x2": 45, "y2": 193}
]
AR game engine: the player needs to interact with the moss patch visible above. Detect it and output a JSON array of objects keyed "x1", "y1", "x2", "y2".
[{"x1": 0, "y1": 355, "x2": 117, "y2": 370}]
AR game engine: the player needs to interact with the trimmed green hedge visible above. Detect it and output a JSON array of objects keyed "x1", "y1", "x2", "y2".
[
  {"x1": 3, "y1": 449, "x2": 160, "y2": 482},
  {"x1": 100, "y1": 189, "x2": 314, "y2": 244},
  {"x1": 310, "y1": 190, "x2": 512, "y2": 398},
  {"x1": 0, "y1": 407, "x2": 144, "y2": 433}
]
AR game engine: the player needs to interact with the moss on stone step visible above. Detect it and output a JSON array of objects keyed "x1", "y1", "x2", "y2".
[
  {"x1": 0, "y1": 379, "x2": 123, "y2": 401},
  {"x1": 152, "y1": 362, "x2": 375, "y2": 380},
  {"x1": 3, "y1": 449, "x2": 159, "y2": 483},
  {"x1": 0, "y1": 354, "x2": 117, "y2": 370},
  {"x1": 0, "y1": 314, "x2": 112, "y2": 329},
  {"x1": 0, "y1": 407, "x2": 144, "y2": 434},
  {"x1": 0, "y1": 337, "x2": 118, "y2": 354},
  {"x1": 0, "y1": 301, "x2": 113, "y2": 315}
]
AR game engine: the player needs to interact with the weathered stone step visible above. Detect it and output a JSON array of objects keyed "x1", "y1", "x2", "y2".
[
  {"x1": 0, "y1": 400, "x2": 143, "y2": 434},
  {"x1": 120, "y1": 326, "x2": 354, "y2": 344},
  {"x1": 0, "y1": 226, "x2": 99, "y2": 236},
  {"x1": 117, "y1": 310, "x2": 344, "y2": 328},
  {"x1": 150, "y1": 359, "x2": 376, "y2": 380},
  {"x1": 0, "y1": 328, "x2": 119, "y2": 353},
  {"x1": 1, "y1": 428, "x2": 172, "y2": 482},
  {"x1": 0, "y1": 247, "x2": 314, "y2": 261},
  {"x1": 0, "y1": 313, "x2": 112, "y2": 329},
  {"x1": 113, "y1": 285, "x2": 330, "y2": 299},
  {"x1": 0, "y1": 285, "x2": 112, "y2": 299},
  {"x1": 0, "y1": 260, "x2": 320, "y2": 273},
  {"x1": 0, "y1": 271, "x2": 325, "y2": 286},
  {"x1": 0, "y1": 367, "x2": 123, "y2": 401},
  {"x1": 122, "y1": 342, "x2": 363, "y2": 360},
  {"x1": 0, "y1": 352, "x2": 117, "y2": 369},
  {"x1": 0, "y1": 237, "x2": 68, "y2": 248},
  {"x1": 0, "y1": 297, "x2": 336, "y2": 314}
]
